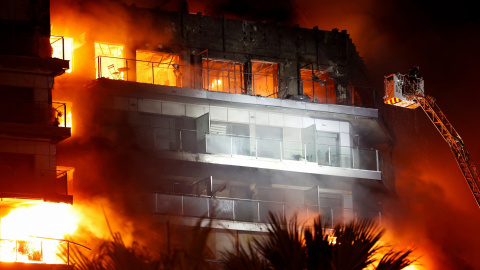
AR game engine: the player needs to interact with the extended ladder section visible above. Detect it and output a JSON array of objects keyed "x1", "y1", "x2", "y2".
[{"x1": 384, "y1": 73, "x2": 480, "y2": 208}]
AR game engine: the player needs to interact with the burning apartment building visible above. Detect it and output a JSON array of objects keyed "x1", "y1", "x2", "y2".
[
  {"x1": 0, "y1": 0, "x2": 76, "y2": 268},
  {"x1": 1, "y1": 0, "x2": 394, "y2": 266}
]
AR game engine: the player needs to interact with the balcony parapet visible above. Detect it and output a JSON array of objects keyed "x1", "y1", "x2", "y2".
[
  {"x1": 151, "y1": 127, "x2": 391, "y2": 179},
  {"x1": 130, "y1": 192, "x2": 383, "y2": 228},
  {"x1": 95, "y1": 56, "x2": 375, "y2": 109},
  {"x1": 0, "y1": 100, "x2": 71, "y2": 142}
]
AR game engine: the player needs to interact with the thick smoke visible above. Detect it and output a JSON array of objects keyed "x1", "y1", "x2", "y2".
[
  {"x1": 280, "y1": 0, "x2": 480, "y2": 269},
  {"x1": 50, "y1": 0, "x2": 480, "y2": 267}
]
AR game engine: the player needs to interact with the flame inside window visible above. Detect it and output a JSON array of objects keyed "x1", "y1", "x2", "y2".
[
  {"x1": 252, "y1": 60, "x2": 278, "y2": 98},
  {"x1": 50, "y1": 37, "x2": 74, "y2": 73},
  {"x1": 136, "y1": 50, "x2": 182, "y2": 87},
  {"x1": 202, "y1": 59, "x2": 244, "y2": 94},
  {"x1": 300, "y1": 69, "x2": 336, "y2": 104},
  {"x1": 53, "y1": 101, "x2": 72, "y2": 132},
  {"x1": 95, "y1": 42, "x2": 125, "y2": 80}
]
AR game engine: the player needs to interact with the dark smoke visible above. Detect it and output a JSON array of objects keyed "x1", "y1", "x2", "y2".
[
  {"x1": 51, "y1": 0, "x2": 480, "y2": 268},
  {"x1": 277, "y1": 0, "x2": 480, "y2": 269}
]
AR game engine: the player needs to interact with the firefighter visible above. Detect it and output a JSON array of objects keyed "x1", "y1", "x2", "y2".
[{"x1": 407, "y1": 66, "x2": 422, "y2": 94}]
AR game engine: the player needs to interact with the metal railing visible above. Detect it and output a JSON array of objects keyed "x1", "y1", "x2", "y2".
[
  {"x1": 95, "y1": 56, "x2": 374, "y2": 108},
  {"x1": 0, "y1": 100, "x2": 67, "y2": 127},
  {"x1": 50, "y1": 36, "x2": 67, "y2": 60},
  {"x1": 132, "y1": 192, "x2": 382, "y2": 228},
  {"x1": 0, "y1": 33, "x2": 67, "y2": 59},
  {"x1": 0, "y1": 237, "x2": 89, "y2": 265},
  {"x1": 154, "y1": 127, "x2": 382, "y2": 172}
]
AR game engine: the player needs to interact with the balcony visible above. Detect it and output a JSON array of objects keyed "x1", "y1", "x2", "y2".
[
  {"x1": 0, "y1": 100, "x2": 70, "y2": 141},
  {"x1": 95, "y1": 56, "x2": 374, "y2": 108},
  {"x1": 154, "y1": 127, "x2": 386, "y2": 171},
  {"x1": 131, "y1": 192, "x2": 382, "y2": 228},
  {"x1": 0, "y1": 34, "x2": 69, "y2": 76},
  {"x1": 0, "y1": 237, "x2": 82, "y2": 267}
]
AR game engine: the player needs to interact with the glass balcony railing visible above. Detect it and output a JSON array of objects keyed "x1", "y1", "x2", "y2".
[
  {"x1": 131, "y1": 192, "x2": 383, "y2": 228},
  {"x1": 95, "y1": 56, "x2": 373, "y2": 108},
  {"x1": 0, "y1": 100, "x2": 67, "y2": 127},
  {"x1": 154, "y1": 127, "x2": 382, "y2": 172}
]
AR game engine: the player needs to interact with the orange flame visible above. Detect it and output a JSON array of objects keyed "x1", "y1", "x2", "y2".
[{"x1": 0, "y1": 201, "x2": 80, "y2": 264}]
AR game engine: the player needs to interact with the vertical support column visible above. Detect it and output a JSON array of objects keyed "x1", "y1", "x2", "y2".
[
  {"x1": 244, "y1": 60, "x2": 253, "y2": 95},
  {"x1": 257, "y1": 201, "x2": 261, "y2": 223},
  {"x1": 376, "y1": 150, "x2": 380, "y2": 171},
  {"x1": 124, "y1": 47, "x2": 136, "y2": 82}
]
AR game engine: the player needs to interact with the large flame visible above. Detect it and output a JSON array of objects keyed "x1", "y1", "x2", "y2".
[{"x1": 0, "y1": 201, "x2": 80, "y2": 264}]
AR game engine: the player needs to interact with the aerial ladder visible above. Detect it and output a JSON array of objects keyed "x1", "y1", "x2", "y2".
[{"x1": 384, "y1": 70, "x2": 480, "y2": 208}]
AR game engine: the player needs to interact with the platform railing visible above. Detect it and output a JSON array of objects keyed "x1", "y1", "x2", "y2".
[
  {"x1": 0, "y1": 100, "x2": 67, "y2": 127},
  {"x1": 132, "y1": 192, "x2": 383, "y2": 228},
  {"x1": 153, "y1": 127, "x2": 382, "y2": 172},
  {"x1": 95, "y1": 56, "x2": 374, "y2": 108},
  {"x1": 0, "y1": 237, "x2": 89, "y2": 265}
]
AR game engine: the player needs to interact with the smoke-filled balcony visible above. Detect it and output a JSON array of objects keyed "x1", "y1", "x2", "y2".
[
  {"x1": 95, "y1": 56, "x2": 374, "y2": 108},
  {"x1": 0, "y1": 100, "x2": 70, "y2": 141},
  {"x1": 129, "y1": 190, "x2": 382, "y2": 229}
]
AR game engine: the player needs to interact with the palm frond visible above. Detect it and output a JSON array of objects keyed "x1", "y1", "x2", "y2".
[
  {"x1": 332, "y1": 218, "x2": 384, "y2": 270},
  {"x1": 254, "y1": 211, "x2": 305, "y2": 270},
  {"x1": 222, "y1": 243, "x2": 269, "y2": 270},
  {"x1": 375, "y1": 248, "x2": 417, "y2": 270},
  {"x1": 304, "y1": 216, "x2": 333, "y2": 270}
]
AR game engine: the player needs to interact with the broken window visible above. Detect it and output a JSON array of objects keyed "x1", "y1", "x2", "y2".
[
  {"x1": 50, "y1": 36, "x2": 74, "y2": 73},
  {"x1": 94, "y1": 42, "x2": 125, "y2": 80},
  {"x1": 300, "y1": 69, "x2": 336, "y2": 104},
  {"x1": 202, "y1": 59, "x2": 244, "y2": 94},
  {"x1": 252, "y1": 61, "x2": 278, "y2": 98},
  {"x1": 136, "y1": 50, "x2": 182, "y2": 87}
]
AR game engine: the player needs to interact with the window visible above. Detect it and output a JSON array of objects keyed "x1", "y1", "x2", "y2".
[
  {"x1": 252, "y1": 61, "x2": 278, "y2": 97},
  {"x1": 316, "y1": 132, "x2": 339, "y2": 166},
  {"x1": 202, "y1": 59, "x2": 244, "y2": 94},
  {"x1": 300, "y1": 69, "x2": 336, "y2": 104},
  {"x1": 94, "y1": 42, "x2": 125, "y2": 80},
  {"x1": 136, "y1": 50, "x2": 182, "y2": 87},
  {"x1": 209, "y1": 121, "x2": 250, "y2": 156},
  {"x1": 256, "y1": 125, "x2": 282, "y2": 159},
  {"x1": 319, "y1": 193, "x2": 343, "y2": 227}
]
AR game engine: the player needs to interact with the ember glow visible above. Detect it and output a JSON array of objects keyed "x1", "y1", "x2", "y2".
[{"x1": 0, "y1": 201, "x2": 80, "y2": 264}]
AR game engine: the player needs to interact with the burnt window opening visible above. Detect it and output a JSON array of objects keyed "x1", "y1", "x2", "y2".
[
  {"x1": 94, "y1": 42, "x2": 125, "y2": 80},
  {"x1": 202, "y1": 59, "x2": 244, "y2": 94},
  {"x1": 251, "y1": 60, "x2": 278, "y2": 98},
  {"x1": 136, "y1": 50, "x2": 182, "y2": 87},
  {"x1": 300, "y1": 69, "x2": 336, "y2": 104}
]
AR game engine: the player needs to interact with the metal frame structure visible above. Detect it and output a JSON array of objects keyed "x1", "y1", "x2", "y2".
[{"x1": 384, "y1": 73, "x2": 480, "y2": 208}]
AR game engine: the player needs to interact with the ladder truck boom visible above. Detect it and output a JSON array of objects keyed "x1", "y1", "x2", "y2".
[{"x1": 384, "y1": 71, "x2": 480, "y2": 208}]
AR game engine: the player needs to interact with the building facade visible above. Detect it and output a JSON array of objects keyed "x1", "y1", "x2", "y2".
[
  {"x1": 0, "y1": 0, "x2": 72, "y2": 205},
  {"x1": 51, "y1": 2, "x2": 393, "y2": 262}
]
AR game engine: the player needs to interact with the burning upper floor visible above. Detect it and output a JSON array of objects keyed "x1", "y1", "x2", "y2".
[{"x1": 50, "y1": 1, "x2": 375, "y2": 108}]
